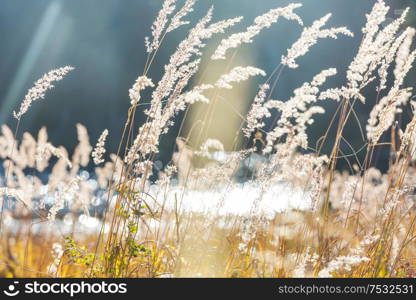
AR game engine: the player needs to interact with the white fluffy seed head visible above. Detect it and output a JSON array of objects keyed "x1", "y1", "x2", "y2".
[
  {"x1": 13, "y1": 66, "x2": 74, "y2": 120},
  {"x1": 92, "y1": 129, "x2": 109, "y2": 165},
  {"x1": 212, "y1": 3, "x2": 303, "y2": 60}
]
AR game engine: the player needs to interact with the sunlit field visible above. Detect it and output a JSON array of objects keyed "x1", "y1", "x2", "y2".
[{"x1": 1, "y1": 0, "x2": 416, "y2": 278}]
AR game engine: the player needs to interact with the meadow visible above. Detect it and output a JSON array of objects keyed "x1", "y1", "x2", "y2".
[{"x1": 0, "y1": 0, "x2": 416, "y2": 278}]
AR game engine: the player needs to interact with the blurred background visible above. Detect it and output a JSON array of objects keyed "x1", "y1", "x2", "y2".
[{"x1": 0, "y1": 0, "x2": 415, "y2": 171}]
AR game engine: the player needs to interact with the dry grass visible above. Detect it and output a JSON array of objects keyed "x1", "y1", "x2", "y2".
[{"x1": 0, "y1": 0, "x2": 416, "y2": 278}]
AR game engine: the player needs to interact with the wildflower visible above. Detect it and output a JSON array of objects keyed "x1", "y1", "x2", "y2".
[
  {"x1": 212, "y1": 3, "x2": 303, "y2": 60},
  {"x1": 282, "y1": 14, "x2": 353, "y2": 69},
  {"x1": 92, "y1": 129, "x2": 109, "y2": 165},
  {"x1": 13, "y1": 66, "x2": 74, "y2": 120}
]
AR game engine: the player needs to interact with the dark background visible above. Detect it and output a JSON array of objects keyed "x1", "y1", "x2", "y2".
[{"x1": 0, "y1": 0, "x2": 414, "y2": 170}]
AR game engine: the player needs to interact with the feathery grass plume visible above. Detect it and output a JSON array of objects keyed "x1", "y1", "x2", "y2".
[
  {"x1": 400, "y1": 103, "x2": 416, "y2": 154},
  {"x1": 13, "y1": 66, "x2": 74, "y2": 120},
  {"x1": 158, "y1": 65, "x2": 263, "y2": 128},
  {"x1": 129, "y1": 76, "x2": 154, "y2": 106},
  {"x1": 127, "y1": 7, "x2": 245, "y2": 166},
  {"x1": 0, "y1": 125, "x2": 35, "y2": 169},
  {"x1": 320, "y1": 3, "x2": 410, "y2": 104},
  {"x1": 145, "y1": 0, "x2": 178, "y2": 53},
  {"x1": 95, "y1": 153, "x2": 124, "y2": 188},
  {"x1": 18, "y1": 132, "x2": 37, "y2": 169},
  {"x1": 0, "y1": 125, "x2": 19, "y2": 162},
  {"x1": 250, "y1": 71, "x2": 335, "y2": 204},
  {"x1": 347, "y1": 2, "x2": 408, "y2": 93},
  {"x1": 47, "y1": 176, "x2": 81, "y2": 222},
  {"x1": 392, "y1": 41, "x2": 416, "y2": 90},
  {"x1": 281, "y1": 14, "x2": 353, "y2": 69},
  {"x1": 4, "y1": 0, "x2": 416, "y2": 279},
  {"x1": 155, "y1": 164, "x2": 177, "y2": 188},
  {"x1": 394, "y1": 28, "x2": 416, "y2": 80},
  {"x1": 243, "y1": 84, "x2": 270, "y2": 138},
  {"x1": 215, "y1": 66, "x2": 266, "y2": 89},
  {"x1": 205, "y1": 16, "x2": 243, "y2": 37},
  {"x1": 367, "y1": 88, "x2": 413, "y2": 144},
  {"x1": 146, "y1": 8, "x2": 212, "y2": 114},
  {"x1": 367, "y1": 43, "x2": 416, "y2": 144},
  {"x1": 35, "y1": 127, "x2": 49, "y2": 172},
  {"x1": 340, "y1": 177, "x2": 358, "y2": 207},
  {"x1": 158, "y1": 84, "x2": 213, "y2": 128},
  {"x1": 264, "y1": 68, "x2": 337, "y2": 153},
  {"x1": 317, "y1": 235, "x2": 378, "y2": 277},
  {"x1": 308, "y1": 160, "x2": 327, "y2": 211},
  {"x1": 71, "y1": 124, "x2": 92, "y2": 172},
  {"x1": 167, "y1": 0, "x2": 196, "y2": 33},
  {"x1": 148, "y1": 7, "x2": 241, "y2": 110},
  {"x1": 378, "y1": 23, "x2": 412, "y2": 91},
  {"x1": 0, "y1": 187, "x2": 32, "y2": 209},
  {"x1": 374, "y1": 6, "x2": 410, "y2": 84},
  {"x1": 92, "y1": 129, "x2": 109, "y2": 165},
  {"x1": 346, "y1": 0, "x2": 388, "y2": 90},
  {"x1": 378, "y1": 186, "x2": 410, "y2": 216},
  {"x1": 176, "y1": 84, "x2": 213, "y2": 105},
  {"x1": 36, "y1": 143, "x2": 73, "y2": 168},
  {"x1": 212, "y1": 3, "x2": 303, "y2": 60},
  {"x1": 191, "y1": 149, "x2": 252, "y2": 187}
]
